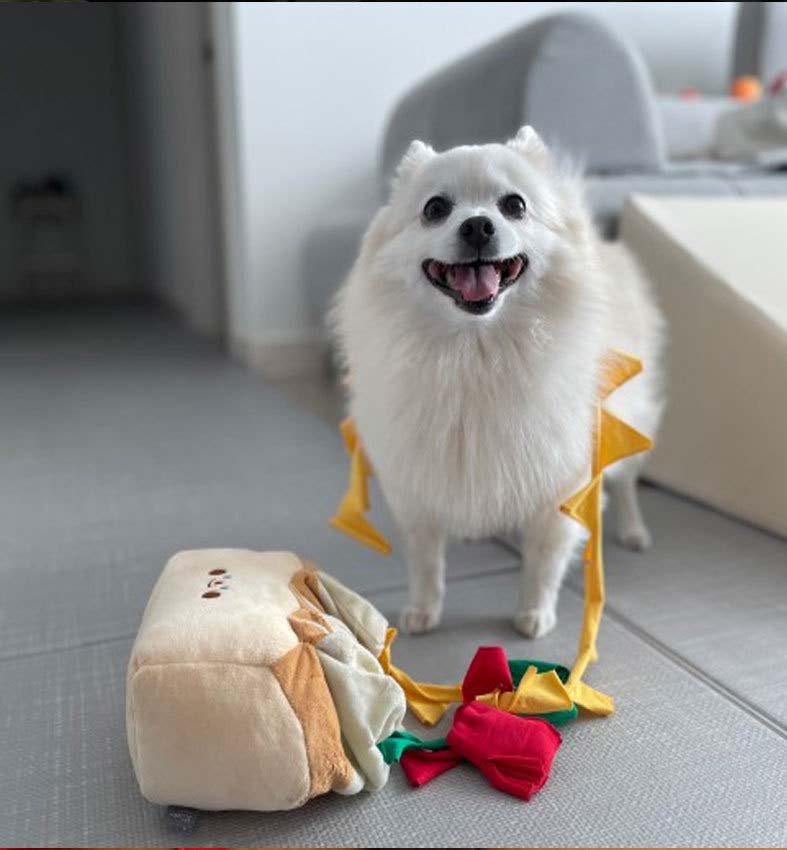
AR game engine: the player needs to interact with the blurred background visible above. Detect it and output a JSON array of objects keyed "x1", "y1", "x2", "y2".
[{"x1": 2, "y1": 1, "x2": 782, "y2": 374}]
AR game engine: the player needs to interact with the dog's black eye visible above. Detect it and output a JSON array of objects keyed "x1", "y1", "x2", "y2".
[
  {"x1": 422, "y1": 196, "x2": 452, "y2": 223},
  {"x1": 499, "y1": 194, "x2": 526, "y2": 219}
]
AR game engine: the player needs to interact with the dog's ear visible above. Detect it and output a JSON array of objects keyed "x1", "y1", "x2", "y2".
[
  {"x1": 393, "y1": 139, "x2": 435, "y2": 187},
  {"x1": 507, "y1": 125, "x2": 550, "y2": 167}
]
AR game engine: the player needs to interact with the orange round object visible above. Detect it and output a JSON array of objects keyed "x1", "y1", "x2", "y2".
[{"x1": 731, "y1": 75, "x2": 762, "y2": 101}]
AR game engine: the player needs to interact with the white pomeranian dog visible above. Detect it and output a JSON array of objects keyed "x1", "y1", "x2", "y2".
[{"x1": 332, "y1": 126, "x2": 665, "y2": 638}]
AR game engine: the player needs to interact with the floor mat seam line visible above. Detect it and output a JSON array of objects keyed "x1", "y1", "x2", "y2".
[
  {"x1": 564, "y1": 578, "x2": 787, "y2": 741},
  {"x1": 0, "y1": 563, "x2": 521, "y2": 663},
  {"x1": 366, "y1": 561, "x2": 520, "y2": 600},
  {"x1": 0, "y1": 632, "x2": 136, "y2": 666}
]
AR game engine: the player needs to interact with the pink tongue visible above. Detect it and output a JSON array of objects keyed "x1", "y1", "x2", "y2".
[{"x1": 451, "y1": 264, "x2": 501, "y2": 302}]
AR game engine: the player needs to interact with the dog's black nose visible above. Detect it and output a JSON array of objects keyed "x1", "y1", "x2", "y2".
[{"x1": 459, "y1": 215, "x2": 495, "y2": 249}]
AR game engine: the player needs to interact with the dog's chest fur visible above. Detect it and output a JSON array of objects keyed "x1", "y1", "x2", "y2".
[{"x1": 350, "y1": 326, "x2": 597, "y2": 538}]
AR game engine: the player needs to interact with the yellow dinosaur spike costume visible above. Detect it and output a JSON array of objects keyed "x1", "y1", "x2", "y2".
[{"x1": 331, "y1": 350, "x2": 652, "y2": 725}]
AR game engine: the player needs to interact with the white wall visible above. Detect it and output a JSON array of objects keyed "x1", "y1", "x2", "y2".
[
  {"x1": 227, "y1": 1, "x2": 738, "y2": 368},
  {"x1": 120, "y1": 2, "x2": 225, "y2": 337}
]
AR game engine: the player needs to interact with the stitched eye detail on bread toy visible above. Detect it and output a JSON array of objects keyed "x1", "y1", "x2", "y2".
[{"x1": 201, "y1": 569, "x2": 233, "y2": 598}]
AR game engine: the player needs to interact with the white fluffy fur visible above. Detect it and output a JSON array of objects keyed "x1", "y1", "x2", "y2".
[{"x1": 332, "y1": 127, "x2": 665, "y2": 637}]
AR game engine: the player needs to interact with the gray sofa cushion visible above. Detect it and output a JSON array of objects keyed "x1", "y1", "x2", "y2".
[{"x1": 380, "y1": 12, "x2": 665, "y2": 195}]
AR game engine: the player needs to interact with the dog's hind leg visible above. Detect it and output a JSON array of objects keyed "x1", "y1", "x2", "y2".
[
  {"x1": 607, "y1": 455, "x2": 652, "y2": 551},
  {"x1": 399, "y1": 521, "x2": 447, "y2": 635},
  {"x1": 515, "y1": 507, "x2": 584, "y2": 639}
]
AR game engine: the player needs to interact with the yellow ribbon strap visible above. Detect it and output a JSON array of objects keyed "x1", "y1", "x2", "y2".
[
  {"x1": 560, "y1": 349, "x2": 652, "y2": 715},
  {"x1": 378, "y1": 627, "x2": 461, "y2": 725},
  {"x1": 329, "y1": 419, "x2": 392, "y2": 554}
]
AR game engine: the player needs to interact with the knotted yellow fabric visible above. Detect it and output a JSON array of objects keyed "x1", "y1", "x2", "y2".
[
  {"x1": 476, "y1": 664, "x2": 574, "y2": 715},
  {"x1": 331, "y1": 350, "x2": 652, "y2": 724}
]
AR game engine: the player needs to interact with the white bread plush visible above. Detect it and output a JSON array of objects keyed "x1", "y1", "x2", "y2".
[{"x1": 126, "y1": 549, "x2": 405, "y2": 811}]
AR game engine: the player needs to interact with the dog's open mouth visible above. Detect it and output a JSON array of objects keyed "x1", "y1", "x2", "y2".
[{"x1": 422, "y1": 255, "x2": 527, "y2": 314}]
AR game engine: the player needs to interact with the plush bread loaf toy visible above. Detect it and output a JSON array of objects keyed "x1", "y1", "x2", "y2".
[{"x1": 126, "y1": 549, "x2": 406, "y2": 812}]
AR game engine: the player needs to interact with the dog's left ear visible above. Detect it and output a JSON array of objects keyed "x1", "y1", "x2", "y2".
[
  {"x1": 393, "y1": 139, "x2": 435, "y2": 187},
  {"x1": 507, "y1": 125, "x2": 550, "y2": 167}
]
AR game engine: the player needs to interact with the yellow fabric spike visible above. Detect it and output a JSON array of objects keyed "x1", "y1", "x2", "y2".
[
  {"x1": 378, "y1": 628, "x2": 461, "y2": 725},
  {"x1": 338, "y1": 416, "x2": 360, "y2": 455},
  {"x1": 599, "y1": 349, "x2": 643, "y2": 400},
  {"x1": 329, "y1": 512, "x2": 392, "y2": 555},
  {"x1": 560, "y1": 475, "x2": 602, "y2": 532},
  {"x1": 330, "y1": 418, "x2": 392, "y2": 554},
  {"x1": 599, "y1": 409, "x2": 653, "y2": 468}
]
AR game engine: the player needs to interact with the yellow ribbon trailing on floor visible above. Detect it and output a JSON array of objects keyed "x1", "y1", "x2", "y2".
[
  {"x1": 377, "y1": 627, "x2": 463, "y2": 725},
  {"x1": 331, "y1": 350, "x2": 653, "y2": 724}
]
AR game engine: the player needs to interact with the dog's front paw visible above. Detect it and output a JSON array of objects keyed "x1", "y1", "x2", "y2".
[
  {"x1": 617, "y1": 523, "x2": 652, "y2": 552},
  {"x1": 514, "y1": 606, "x2": 557, "y2": 639},
  {"x1": 399, "y1": 604, "x2": 442, "y2": 635}
]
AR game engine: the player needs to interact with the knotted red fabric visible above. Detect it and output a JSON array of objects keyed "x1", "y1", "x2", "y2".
[
  {"x1": 460, "y1": 646, "x2": 514, "y2": 702},
  {"x1": 446, "y1": 702, "x2": 562, "y2": 800},
  {"x1": 400, "y1": 748, "x2": 463, "y2": 787},
  {"x1": 396, "y1": 646, "x2": 562, "y2": 800}
]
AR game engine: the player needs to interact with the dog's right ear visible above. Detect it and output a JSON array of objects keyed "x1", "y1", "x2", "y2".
[
  {"x1": 392, "y1": 140, "x2": 435, "y2": 188},
  {"x1": 507, "y1": 125, "x2": 551, "y2": 168}
]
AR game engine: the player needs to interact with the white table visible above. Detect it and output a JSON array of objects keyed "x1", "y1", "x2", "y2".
[{"x1": 621, "y1": 196, "x2": 787, "y2": 538}]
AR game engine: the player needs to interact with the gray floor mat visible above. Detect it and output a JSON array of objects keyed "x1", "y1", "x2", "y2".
[
  {"x1": 591, "y1": 486, "x2": 787, "y2": 731},
  {"x1": 1, "y1": 574, "x2": 785, "y2": 848}
]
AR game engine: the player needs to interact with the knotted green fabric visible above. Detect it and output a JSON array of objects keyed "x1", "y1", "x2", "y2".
[{"x1": 377, "y1": 730, "x2": 448, "y2": 763}]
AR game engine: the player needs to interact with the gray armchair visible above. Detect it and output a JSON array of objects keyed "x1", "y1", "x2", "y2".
[{"x1": 380, "y1": 12, "x2": 664, "y2": 186}]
